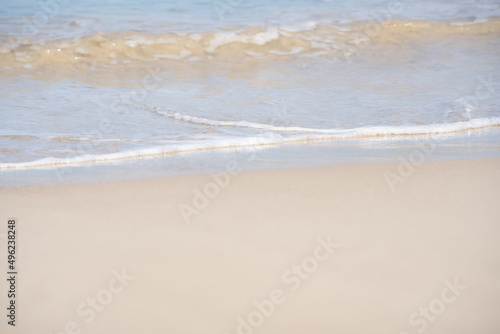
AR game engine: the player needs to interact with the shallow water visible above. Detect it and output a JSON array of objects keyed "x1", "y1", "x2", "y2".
[{"x1": 1, "y1": 0, "x2": 499, "y2": 176}]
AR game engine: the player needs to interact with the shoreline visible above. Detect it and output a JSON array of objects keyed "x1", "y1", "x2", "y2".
[
  {"x1": 2, "y1": 121, "x2": 500, "y2": 171},
  {"x1": 2, "y1": 128, "x2": 500, "y2": 188},
  {"x1": 1, "y1": 158, "x2": 499, "y2": 333}
]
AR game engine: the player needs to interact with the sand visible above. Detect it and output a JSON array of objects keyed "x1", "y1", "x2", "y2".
[{"x1": 0, "y1": 158, "x2": 499, "y2": 334}]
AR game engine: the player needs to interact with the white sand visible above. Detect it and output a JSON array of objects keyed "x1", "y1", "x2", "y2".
[{"x1": 0, "y1": 158, "x2": 499, "y2": 334}]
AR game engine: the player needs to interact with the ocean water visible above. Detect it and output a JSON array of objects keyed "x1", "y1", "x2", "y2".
[{"x1": 1, "y1": 0, "x2": 500, "y2": 183}]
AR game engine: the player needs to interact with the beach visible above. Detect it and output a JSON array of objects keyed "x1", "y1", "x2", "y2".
[
  {"x1": 1, "y1": 0, "x2": 500, "y2": 332},
  {"x1": 1, "y1": 158, "x2": 499, "y2": 333}
]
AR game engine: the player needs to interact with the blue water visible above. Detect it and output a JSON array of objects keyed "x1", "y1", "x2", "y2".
[
  {"x1": 1, "y1": 0, "x2": 500, "y2": 185},
  {"x1": 2, "y1": 0, "x2": 500, "y2": 38}
]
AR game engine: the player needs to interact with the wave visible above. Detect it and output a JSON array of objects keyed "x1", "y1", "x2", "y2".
[
  {"x1": 154, "y1": 109, "x2": 341, "y2": 134},
  {"x1": 156, "y1": 108, "x2": 500, "y2": 135},
  {"x1": 0, "y1": 134, "x2": 284, "y2": 169},
  {"x1": 1, "y1": 116, "x2": 499, "y2": 170},
  {"x1": 1, "y1": 18, "x2": 499, "y2": 71}
]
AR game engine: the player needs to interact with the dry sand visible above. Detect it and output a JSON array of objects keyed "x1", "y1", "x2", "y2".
[{"x1": 1, "y1": 158, "x2": 499, "y2": 334}]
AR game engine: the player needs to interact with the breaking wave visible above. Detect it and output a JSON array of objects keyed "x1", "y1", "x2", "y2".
[
  {"x1": 156, "y1": 108, "x2": 500, "y2": 135},
  {"x1": 2, "y1": 18, "x2": 500, "y2": 71},
  {"x1": 2, "y1": 114, "x2": 499, "y2": 170}
]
